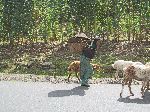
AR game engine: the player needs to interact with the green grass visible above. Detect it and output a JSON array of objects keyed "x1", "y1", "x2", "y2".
[
  {"x1": 0, "y1": 41, "x2": 150, "y2": 79},
  {"x1": 0, "y1": 51, "x2": 149, "y2": 78}
]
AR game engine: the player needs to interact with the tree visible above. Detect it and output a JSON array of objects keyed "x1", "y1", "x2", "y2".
[{"x1": 2, "y1": 0, "x2": 34, "y2": 44}]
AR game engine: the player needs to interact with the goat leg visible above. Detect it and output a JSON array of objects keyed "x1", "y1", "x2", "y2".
[
  {"x1": 67, "y1": 73, "x2": 72, "y2": 82},
  {"x1": 120, "y1": 78, "x2": 128, "y2": 97},
  {"x1": 141, "y1": 79, "x2": 149, "y2": 97},
  {"x1": 75, "y1": 73, "x2": 80, "y2": 82},
  {"x1": 114, "y1": 71, "x2": 119, "y2": 80},
  {"x1": 120, "y1": 84, "x2": 124, "y2": 98},
  {"x1": 128, "y1": 79, "x2": 134, "y2": 96},
  {"x1": 146, "y1": 81, "x2": 150, "y2": 90}
]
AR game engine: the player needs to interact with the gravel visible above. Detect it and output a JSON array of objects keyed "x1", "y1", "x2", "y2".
[{"x1": 0, "y1": 73, "x2": 141, "y2": 85}]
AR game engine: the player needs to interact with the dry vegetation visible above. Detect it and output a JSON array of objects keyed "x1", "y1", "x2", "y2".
[{"x1": 0, "y1": 39, "x2": 150, "y2": 79}]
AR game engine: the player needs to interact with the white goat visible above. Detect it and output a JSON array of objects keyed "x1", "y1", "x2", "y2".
[
  {"x1": 112, "y1": 60, "x2": 143, "y2": 79},
  {"x1": 120, "y1": 64, "x2": 150, "y2": 97}
]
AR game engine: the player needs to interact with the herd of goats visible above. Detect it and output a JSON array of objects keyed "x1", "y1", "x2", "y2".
[{"x1": 67, "y1": 60, "x2": 150, "y2": 98}]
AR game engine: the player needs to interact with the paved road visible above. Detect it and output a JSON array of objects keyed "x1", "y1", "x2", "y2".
[{"x1": 0, "y1": 81, "x2": 150, "y2": 112}]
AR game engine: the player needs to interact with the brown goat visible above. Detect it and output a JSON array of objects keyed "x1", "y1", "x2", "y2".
[{"x1": 67, "y1": 61, "x2": 101, "y2": 82}]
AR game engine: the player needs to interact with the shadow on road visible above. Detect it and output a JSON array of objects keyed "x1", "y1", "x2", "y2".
[
  {"x1": 117, "y1": 90, "x2": 150, "y2": 104},
  {"x1": 48, "y1": 86, "x2": 89, "y2": 97}
]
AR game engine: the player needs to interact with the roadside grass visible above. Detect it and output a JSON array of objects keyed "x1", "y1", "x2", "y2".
[
  {"x1": 0, "y1": 51, "x2": 149, "y2": 79},
  {"x1": 0, "y1": 52, "x2": 123, "y2": 78},
  {"x1": 0, "y1": 41, "x2": 150, "y2": 79}
]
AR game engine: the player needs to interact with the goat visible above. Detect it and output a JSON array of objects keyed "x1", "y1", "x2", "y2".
[
  {"x1": 112, "y1": 60, "x2": 143, "y2": 79},
  {"x1": 120, "y1": 64, "x2": 150, "y2": 97},
  {"x1": 112, "y1": 60, "x2": 133, "y2": 79},
  {"x1": 67, "y1": 61, "x2": 101, "y2": 82}
]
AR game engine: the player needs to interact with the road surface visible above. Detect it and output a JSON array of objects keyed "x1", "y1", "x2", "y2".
[{"x1": 0, "y1": 81, "x2": 150, "y2": 112}]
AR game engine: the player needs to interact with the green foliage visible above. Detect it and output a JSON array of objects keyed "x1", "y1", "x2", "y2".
[
  {"x1": 2, "y1": 0, "x2": 34, "y2": 42},
  {"x1": 0, "y1": 0, "x2": 149, "y2": 43}
]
